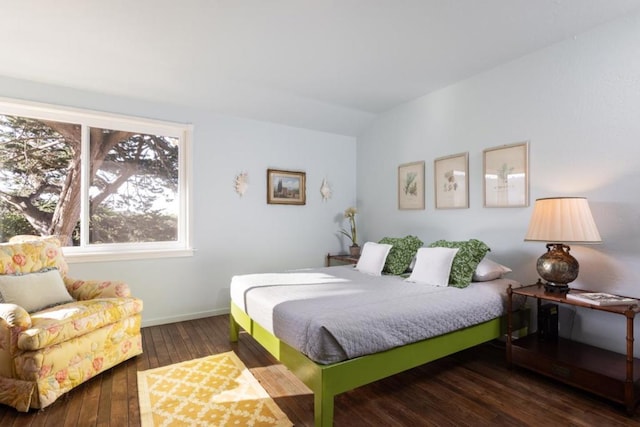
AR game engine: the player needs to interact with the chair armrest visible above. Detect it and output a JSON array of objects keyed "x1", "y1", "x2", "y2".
[
  {"x1": 0, "y1": 303, "x2": 32, "y2": 330},
  {"x1": 64, "y1": 277, "x2": 132, "y2": 300}
]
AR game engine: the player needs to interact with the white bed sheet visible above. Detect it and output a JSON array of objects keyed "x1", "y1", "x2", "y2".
[{"x1": 230, "y1": 265, "x2": 521, "y2": 364}]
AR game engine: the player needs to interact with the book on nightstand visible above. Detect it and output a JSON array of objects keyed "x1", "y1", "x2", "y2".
[{"x1": 566, "y1": 292, "x2": 638, "y2": 306}]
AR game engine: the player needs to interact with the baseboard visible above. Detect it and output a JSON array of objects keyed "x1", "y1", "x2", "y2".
[{"x1": 141, "y1": 307, "x2": 230, "y2": 328}]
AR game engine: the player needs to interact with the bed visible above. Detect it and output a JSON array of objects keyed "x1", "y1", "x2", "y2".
[{"x1": 230, "y1": 248, "x2": 527, "y2": 426}]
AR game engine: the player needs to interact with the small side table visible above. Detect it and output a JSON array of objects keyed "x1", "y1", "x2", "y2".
[
  {"x1": 507, "y1": 281, "x2": 640, "y2": 414},
  {"x1": 326, "y1": 253, "x2": 360, "y2": 267}
]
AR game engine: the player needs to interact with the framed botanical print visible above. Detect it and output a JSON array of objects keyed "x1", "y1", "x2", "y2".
[
  {"x1": 398, "y1": 161, "x2": 425, "y2": 210},
  {"x1": 267, "y1": 169, "x2": 306, "y2": 205},
  {"x1": 483, "y1": 142, "x2": 529, "y2": 208},
  {"x1": 434, "y1": 152, "x2": 469, "y2": 209}
]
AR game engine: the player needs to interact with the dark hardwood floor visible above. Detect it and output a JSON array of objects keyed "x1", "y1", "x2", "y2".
[{"x1": 1, "y1": 315, "x2": 639, "y2": 426}]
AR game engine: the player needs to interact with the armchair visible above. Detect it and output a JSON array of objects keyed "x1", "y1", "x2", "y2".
[{"x1": 0, "y1": 237, "x2": 143, "y2": 411}]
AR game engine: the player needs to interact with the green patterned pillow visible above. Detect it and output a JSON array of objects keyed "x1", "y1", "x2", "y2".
[
  {"x1": 427, "y1": 239, "x2": 490, "y2": 288},
  {"x1": 379, "y1": 235, "x2": 423, "y2": 275}
]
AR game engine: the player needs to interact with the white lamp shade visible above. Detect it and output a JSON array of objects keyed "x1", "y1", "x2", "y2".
[{"x1": 524, "y1": 197, "x2": 601, "y2": 243}]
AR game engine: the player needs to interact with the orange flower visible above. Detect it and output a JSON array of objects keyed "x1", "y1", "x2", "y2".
[
  {"x1": 55, "y1": 368, "x2": 68, "y2": 384},
  {"x1": 46, "y1": 249, "x2": 58, "y2": 260},
  {"x1": 121, "y1": 341, "x2": 132, "y2": 354},
  {"x1": 92, "y1": 357, "x2": 104, "y2": 372},
  {"x1": 115, "y1": 283, "x2": 127, "y2": 297},
  {"x1": 47, "y1": 325, "x2": 62, "y2": 335},
  {"x1": 12, "y1": 254, "x2": 26, "y2": 266},
  {"x1": 39, "y1": 364, "x2": 52, "y2": 378}
]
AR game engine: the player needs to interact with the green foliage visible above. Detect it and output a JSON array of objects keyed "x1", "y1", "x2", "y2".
[
  {"x1": 339, "y1": 207, "x2": 358, "y2": 246},
  {"x1": 0, "y1": 206, "x2": 38, "y2": 243},
  {"x1": 0, "y1": 113, "x2": 180, "y2": 245},
  {"x1": 89, "y1": 206, "x2": 177, "y2": 244},
  {"x1": 403, "y1": 172, "x2": 418, "y2": 196}
]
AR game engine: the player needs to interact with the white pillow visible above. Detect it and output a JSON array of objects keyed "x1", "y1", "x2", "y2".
[
  {"x1": 405, "y1": 247, "x2": 459, "y2": 286},
  {"x1": 355, "y1": 242, "x2": 393, "y2": 276},
  {"x1": 0, "y1": 269, "x2": 74, "y2": 312},
  {"x1": 472, "y1": 257, "x2": 512, "y2": 282}
]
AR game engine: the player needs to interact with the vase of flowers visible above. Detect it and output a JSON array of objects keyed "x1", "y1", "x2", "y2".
[{"x1": 339, "y1": 207, "x2": 360, "y2": 256}]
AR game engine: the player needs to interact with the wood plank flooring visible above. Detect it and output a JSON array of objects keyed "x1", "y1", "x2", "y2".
[{"x1": 1, "y1": 315, "x2": 639, "y2": 426}]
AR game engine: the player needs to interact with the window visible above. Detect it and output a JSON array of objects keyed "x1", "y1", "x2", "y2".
[{"x1": 0, "y1": 98, "x2": 192, "y2": 261}]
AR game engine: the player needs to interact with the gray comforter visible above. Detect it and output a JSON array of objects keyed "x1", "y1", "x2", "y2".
[{"x1": 230, "y1": 265, "x2": 519, "y2": 364}]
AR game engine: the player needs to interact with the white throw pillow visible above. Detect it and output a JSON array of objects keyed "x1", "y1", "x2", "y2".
[
  {"x1": 472, "y1": 257, "x2": 512, "y2": 282},
  {"x1": 0, "y1": 269, "x2": 74, "y2": 312},
  {"x1": 405, "y1": 247, "x2": 459, "y2": 286},
  {"x1": 355, "y1": 242, "x2": 393, "y2": 276}
]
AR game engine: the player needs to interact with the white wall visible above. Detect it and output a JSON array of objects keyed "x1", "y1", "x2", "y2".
[
  {"x1": 3, "y1": 10, "x2": 639, "y2": 354},
  {"x1": 0, "y1": 77, "x2": 357, "y2": 326},
  {"x1": 357, "y1": 11, "x2": 640, "y2": 354}
]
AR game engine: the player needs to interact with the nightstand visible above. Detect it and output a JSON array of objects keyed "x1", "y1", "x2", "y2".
[
  {"x1": 506, "y1": 280, "x2": 640, "y2": 414},
  {"x1": 325, "y1": 253, "x2": 360, "y2": 267}
]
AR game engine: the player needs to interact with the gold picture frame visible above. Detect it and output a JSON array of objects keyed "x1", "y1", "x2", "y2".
[
  {"x1": 483, "y1": 142, "x2": 529, "y2": 208},
  {"x1": 398, "y1": 161, "x2": 425, "y2": 210},
  {"x1": 267, "y1": 169, "x2": 306, "y2": 205},
  {"x1": 434, "y1": 152, "x2": 469, "y2": 209}
]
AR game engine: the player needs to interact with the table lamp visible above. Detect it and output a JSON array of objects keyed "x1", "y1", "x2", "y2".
[{"x1": 524, "y1": 197, "x2": 601, "y2": 293}]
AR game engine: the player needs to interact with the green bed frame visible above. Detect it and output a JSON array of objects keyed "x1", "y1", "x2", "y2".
[{"x1": 230, "y1": 302, "x2": 527, "y2": 426}]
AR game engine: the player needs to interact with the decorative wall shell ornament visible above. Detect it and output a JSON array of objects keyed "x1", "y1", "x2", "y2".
[
  {"x1": 234, "y1": 172, "x2": 249, "y2": 197},
  {"x1": 320, "y1": 178, "x2": 332, "y2": 201}
]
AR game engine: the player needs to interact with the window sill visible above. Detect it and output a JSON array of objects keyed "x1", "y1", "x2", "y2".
[{"x1": 63, "y1": 248, "x2": 195, "y2": 264}]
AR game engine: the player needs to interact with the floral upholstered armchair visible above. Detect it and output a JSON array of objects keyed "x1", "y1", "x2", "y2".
[{"x1": 0, "y1": 237, "x2": 143, "y2": 411}]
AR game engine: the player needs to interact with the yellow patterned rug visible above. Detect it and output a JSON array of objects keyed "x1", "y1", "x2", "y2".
[{"x1": 137, "y1": 351, "x2": 293, "y2": 426}]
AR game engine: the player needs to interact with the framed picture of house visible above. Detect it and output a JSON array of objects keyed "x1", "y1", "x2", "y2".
[
  {"x1": 483, "y1": 141, "x2": 529, "y2": 208},
  {"x1": 267, "y1": 169, "x2": 306, "y2": 205},
  {"x1": 434, "y1": 152, "x2": 469, "y2": 209},
  {"x1": 398, "y1": 161, "x2": 425, "y2": 210}
]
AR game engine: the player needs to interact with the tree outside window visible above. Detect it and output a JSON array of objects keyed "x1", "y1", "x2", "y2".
[{"x1": 0, "y1": 101, "x2": 191, "y2": 257}]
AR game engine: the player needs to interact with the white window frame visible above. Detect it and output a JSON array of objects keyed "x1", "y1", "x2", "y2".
[{"x1": 0, "y1": 97, "x2": 194, "y2": 263}]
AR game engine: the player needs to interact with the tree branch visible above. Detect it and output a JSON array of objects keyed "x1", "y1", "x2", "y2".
[
  {"x1": 90, "y1": 162, "x2": 138, "y2": 208},
  {"x1": 89, "y1": 129, "x2": 135, "y2": 176},
  {"x1": 39, "y1": 120, "x2": 81, "y2": 152},
  {"x1": 0, "y1": 191, "x2": 53, "y2": 235}
]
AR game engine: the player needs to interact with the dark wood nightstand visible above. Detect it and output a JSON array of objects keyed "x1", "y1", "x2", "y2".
[
  {"x1": 506, "y1": 280, "x2": 640, "y2": 414},
  {"x1": 325, "y1": 253, "x2": 360, "y2": 267}
]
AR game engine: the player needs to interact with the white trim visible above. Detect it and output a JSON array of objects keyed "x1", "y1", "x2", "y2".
[
  {"x1": 0, "y1": 97, "x2": 186, "y2": 135},
  {"x1": 179, "y1": 125, "x2": 194, "y2": 251},
  {"x1": 141, "y1": 307, "x2": 229, "y2": 328},
  {"x1": 80, "y1": 125, "x2": 91, "y2": 247},
  {"x1": 63, "y1": 247, "x2": 195, "y2": 264},
  {"x1": 0, "y1": 96, "x2": 194, "y2": 260}
]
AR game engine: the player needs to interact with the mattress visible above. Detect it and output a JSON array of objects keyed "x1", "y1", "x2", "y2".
[{"x1": 230, "y1": 265, "x2": 521, "y2": 364}]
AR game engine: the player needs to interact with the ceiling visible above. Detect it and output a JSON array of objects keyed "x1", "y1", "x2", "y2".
[{"x1": 2, "y1": 1, "x2": 639, "y2": 136}]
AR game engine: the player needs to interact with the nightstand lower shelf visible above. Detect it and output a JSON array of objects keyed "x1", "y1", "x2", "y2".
[
  {"x1": 325, "y1": 253, "x2": 359, "y2": 267},
  {"x1": 511, "y1": 333, "x2": 640, "y2": 410}
]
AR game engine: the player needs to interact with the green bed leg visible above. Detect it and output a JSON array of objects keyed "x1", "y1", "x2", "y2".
[
  {"x1": 229, "y1": 313, "x2": 240, "y2": 342},
  {"x1": 315, "y1": 389, "x2": 334, "y2": 427}
]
